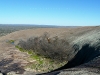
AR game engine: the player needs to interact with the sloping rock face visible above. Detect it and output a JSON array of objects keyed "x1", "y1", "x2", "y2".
[
  {"x1": 0, "y1": 26, "x2": 100, "y2": 75},
  {"x1": 37, "y1": 27, "x2": 100, "y2": 75}
]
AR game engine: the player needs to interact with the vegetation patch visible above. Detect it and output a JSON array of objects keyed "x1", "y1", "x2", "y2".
[
  {"x1": 17, "y1": 32, "x2": 73, "y2": 62},
  {"x1": 16, "y1": 32, "x2": 73, "y2": 72},
  {"x1": 6, "y1": 40, "x2": 15, "y2": 45},
  {"x1": 16, "y1": 45, "x2": 67, "y2": 72},
  {"x1": 9, "y1": 40, "x2": 14, "y2": 43}
]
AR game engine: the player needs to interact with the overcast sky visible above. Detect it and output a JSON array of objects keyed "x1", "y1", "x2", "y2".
[{"x1": 0, "y1": 0, "x2": 100, "y2": 26}]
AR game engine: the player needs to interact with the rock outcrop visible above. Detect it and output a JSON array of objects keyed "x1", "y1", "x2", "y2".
[
  {"x1": 0, "y1": 26, "x2": 100, "y2": 75},
  {"x1": 37, "y1": 27, "x2": 100, "y2": 75}
]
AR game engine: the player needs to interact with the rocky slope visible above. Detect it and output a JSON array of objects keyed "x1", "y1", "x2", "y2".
[
  {"x1": 0, "y1": 26, "x2": 100, "y2": 75},
  {"x1": 37, "y1": 26, "x2": 100, "y2": 75}
]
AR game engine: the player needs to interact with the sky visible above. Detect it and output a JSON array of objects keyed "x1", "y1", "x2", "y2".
[{"x1": 0, "y1": 0, "x2": 100, "y2": 26}]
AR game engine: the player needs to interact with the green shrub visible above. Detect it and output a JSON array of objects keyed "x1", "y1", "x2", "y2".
[{"x1": 17, "y1": 32, "x2": 73, "y2": 62}]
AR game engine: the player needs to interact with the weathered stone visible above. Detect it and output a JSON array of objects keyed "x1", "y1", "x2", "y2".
[{"x1": 37, "y1": 29, "x2": 100, "y2": 75}]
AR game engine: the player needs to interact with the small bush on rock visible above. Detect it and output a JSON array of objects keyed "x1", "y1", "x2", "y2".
[{"x1": 17, "y1": 32, "x2": 73, "y2": 62}]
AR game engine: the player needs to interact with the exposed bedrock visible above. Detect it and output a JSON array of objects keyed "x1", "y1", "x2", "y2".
[{"x1": 37, "y1": 29, "x2": 100, "y2": 75}]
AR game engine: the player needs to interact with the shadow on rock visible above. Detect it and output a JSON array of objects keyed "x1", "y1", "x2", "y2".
[
  {"x1": 0, "y1": 58, "x2": 25, "y2": 75},
  {"x1": 37, "y1": 44, "x2": 100, "y2": 75}
]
